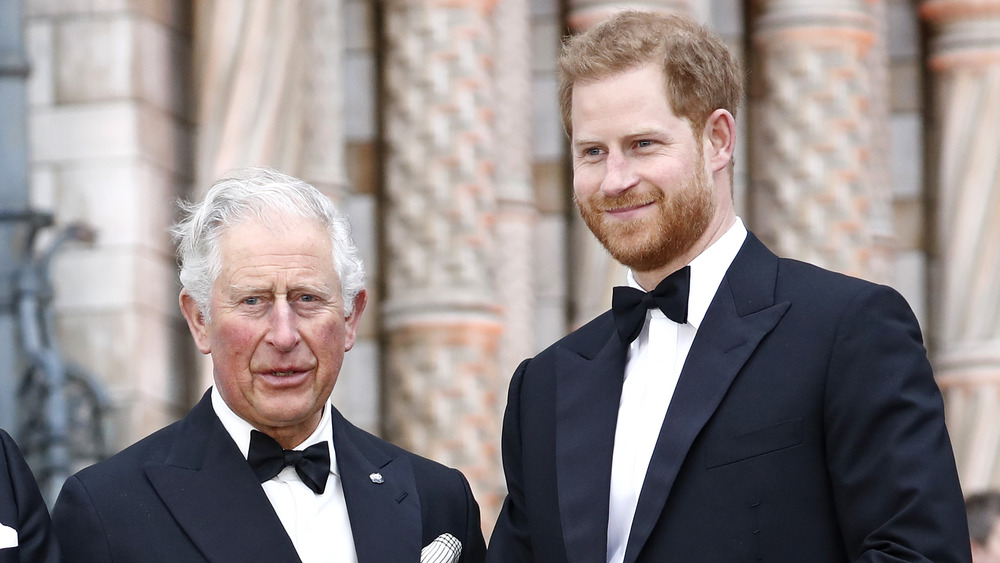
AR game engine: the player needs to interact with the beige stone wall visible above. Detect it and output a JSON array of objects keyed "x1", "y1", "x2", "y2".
[{"x1": 24, "y1": 0, "x2": 195, "y2": 449}]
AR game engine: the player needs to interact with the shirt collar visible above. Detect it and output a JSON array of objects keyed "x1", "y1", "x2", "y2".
[
  {"x1": 626, "y1": 217, "x2": 747, "y2": 329},
  {"x1": 211, "y1": 386, "x2": 339, "y2": 476}
]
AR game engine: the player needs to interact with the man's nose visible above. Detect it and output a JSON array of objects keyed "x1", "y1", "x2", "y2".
[
  {"x1": 600, "y1": 151, "x2": 638, "y2": 196},
  {"x1": 267, "y1": 299, "x2": 301, "y2": 351}
]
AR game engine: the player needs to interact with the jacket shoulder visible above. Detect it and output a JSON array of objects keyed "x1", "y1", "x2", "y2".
[
  {"x1": 68, "y1": 420, "x2": 179, "y2": 488},
  {"x1": 774, "y1": 255, "x2": 904, "y2": 307}
]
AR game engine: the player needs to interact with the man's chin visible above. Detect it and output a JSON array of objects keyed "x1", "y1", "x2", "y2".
[{"x1": 604, "y1": 242, "x2": 666, "y2": 272}]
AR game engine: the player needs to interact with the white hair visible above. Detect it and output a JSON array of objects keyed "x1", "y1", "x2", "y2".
[{"x1": 170, "y1": 167, "x2": 365, "y2": 322}]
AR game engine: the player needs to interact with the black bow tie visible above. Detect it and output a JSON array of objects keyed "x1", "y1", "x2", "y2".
[
  {"x1": 247, "y1": 430, "x2": 331, "y2": 495},
  {"x1": 612, "y1": 266, "x2": 691, "y2": 344}
]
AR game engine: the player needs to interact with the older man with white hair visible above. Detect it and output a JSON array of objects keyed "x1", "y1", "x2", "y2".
[{"x1": 53, "y1": 167, "x2": 485, "y2": 563}]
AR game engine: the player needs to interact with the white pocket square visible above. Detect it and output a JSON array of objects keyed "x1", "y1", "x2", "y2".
[
  {"x1": 0, "y1": 523, "x2": 17, "y2": 549},
  {"x1": 420, "y1": 532, "x2": 462, "y2": 563}
]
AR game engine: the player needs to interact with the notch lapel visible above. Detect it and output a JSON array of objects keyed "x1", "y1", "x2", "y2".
[
  {"x1": 144, "y1": 392, "x2": 300, "y2": 562},
  {"x1": 556, "y1": 320, "x2": 628, "y2": 563},
  {"x1": 333, "y1": 409, "x2": 422, "y2": 562},
  {"x1": 623, "y1": 234, "x2": 789, "y2": 562}
]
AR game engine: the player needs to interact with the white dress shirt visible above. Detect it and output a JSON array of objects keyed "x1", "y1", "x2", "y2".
[
  {"x1": 606, "y1": 218, "x2": 748, "y2": 563},
  {"x1": 212, "y1": 389, "x2": 358, "y2": 563}
]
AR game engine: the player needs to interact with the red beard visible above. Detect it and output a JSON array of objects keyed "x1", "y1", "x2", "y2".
[{"x1": 575, "y1": 163, "x2": 715, "y2": 273}]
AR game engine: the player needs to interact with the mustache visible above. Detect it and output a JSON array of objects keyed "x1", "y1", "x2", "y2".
[{"x1": 581, "y1": 189, "x2": 665, "y2": 212}]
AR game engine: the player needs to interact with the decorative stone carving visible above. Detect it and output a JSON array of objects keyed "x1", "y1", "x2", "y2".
[
  {"x1": 749, "y1": 0, "x2": 890, "y2": 281},
  {"x1": 493, "y1": 0, "x2": 536, "y2": 380},
  {"x1": 921, "y1": 0, "x2": 1000, "y2": 492},
  {"x1": 380, "y1": 0, "x2": 505, "y2": 522}
]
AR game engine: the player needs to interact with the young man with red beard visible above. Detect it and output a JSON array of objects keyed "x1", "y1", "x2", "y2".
[{"x1": 487, "y1": 11, "x2": 970, "y2": 563}]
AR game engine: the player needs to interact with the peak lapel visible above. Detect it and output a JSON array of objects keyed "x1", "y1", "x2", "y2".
[
  {"x1": 144, "y1": 392, "x2": 300, "y2": 562},
  {"x1": 333, "y1": 409, "x2": 421, "y2": 562},
  {"x1": 556, "y1": 323, "x2": 628, "y2": 563},
  {"x1": 623, "y1": 235, "x2": 789, "y2": 563}
]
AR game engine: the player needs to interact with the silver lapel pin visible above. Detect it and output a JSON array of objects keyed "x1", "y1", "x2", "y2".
[{"x1": 369, "y1": 472, "x2": 384, "y2": 484}]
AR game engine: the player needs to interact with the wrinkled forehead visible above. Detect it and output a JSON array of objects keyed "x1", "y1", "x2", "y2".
[{"x1": 217, "y1": 216, "x2": 331, "y2": 265}]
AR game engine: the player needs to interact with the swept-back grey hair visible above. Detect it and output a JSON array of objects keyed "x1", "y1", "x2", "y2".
[{"x1": 170, "y1": 167, "x2": 365, "y2": 321}]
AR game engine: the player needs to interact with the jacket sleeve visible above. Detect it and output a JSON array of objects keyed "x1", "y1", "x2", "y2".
[
  {"x1": 487, "y1": 359, "x2": 535, "y2": 562},
  {"x1": 823, "y1": 284, "x2": 971, "y2": 562},
  {"x1": 52, "y1": 474, "x2": 114, "y2": 562},
  {"x1": 457, "y1": 467, "x2": 487, "y2": 563},
  {"x1": 0, "y1": 429, "x2": 60, "y2": 563}
]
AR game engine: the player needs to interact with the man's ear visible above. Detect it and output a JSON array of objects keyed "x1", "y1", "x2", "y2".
[
  {"x1": 343, "y1": 289, "x2": 368, "y2": 352},
  {"x1": 179, "y1": 290, "x2": 211, "y2": 355},
  {"x1": 703, "y1": 108, "x2": 736, "y2": 173}
]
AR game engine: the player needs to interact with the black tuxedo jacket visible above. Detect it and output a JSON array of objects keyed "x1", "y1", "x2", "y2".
[
  {"x1": 0, "y1": 429, "x2": 59, "y2": 563},
  {"x1": 52, "y1": 391, "x2": 486, "y2": 562},
  {"x1": 488, "y1": 234, "x2": 970, "y2": 562}
]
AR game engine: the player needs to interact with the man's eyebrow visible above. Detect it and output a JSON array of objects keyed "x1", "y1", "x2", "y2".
[
  {"x1": 228, "y1": 283, "x2": 333, "y2": 295},
  {"x1": 572, "y1": 129, "x2": 666, "y2": 146},
  {"x1": 291, "y1": 283, "x2": 334, "y2": 296},
  {"x1": 618, "y1": 128, "x2": 669, "y2": 140},
  {"x1": 222, "y1": 286, "x2": 268, "y2": 303},
  {"x1": 228, "y1": 284, "x2": 268, "y2": 295}
]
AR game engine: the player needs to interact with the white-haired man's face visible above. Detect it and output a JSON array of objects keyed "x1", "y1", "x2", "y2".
[{"x1": 180, "y1": 217, "x2": 366, "y2": 449}]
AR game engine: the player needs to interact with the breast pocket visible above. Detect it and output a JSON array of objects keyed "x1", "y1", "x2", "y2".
[{"x1": 705, "y1": 418, "x2": 803, "y2": 469}]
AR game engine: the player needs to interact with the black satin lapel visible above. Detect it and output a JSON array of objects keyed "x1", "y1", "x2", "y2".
[
  {"x1": 334, "y1": 411, "x2": 421, "y2": 562},
  {"x1": 145, "y1": 396, "x2": 300, "y2": 562},
  {"x1": 556, "y1": 332, "x2": 628, "y2": 563},
  {"x1": 623, "y1": 278, "x2": 789, "y2": 563}
]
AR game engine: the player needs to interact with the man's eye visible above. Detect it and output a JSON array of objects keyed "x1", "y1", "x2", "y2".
[
  {"x1": 243, "y1": 297, "x2": 260, "y2": 306},
  {"x1": 586, "y1": 147, "x2": 602, "y2": 156},
  {"x1": 299, "y1": 294, "x2": 316, "y2": 302},
  {"x1": 637, "y1": 140, "x2": 653, "y2": 148}
]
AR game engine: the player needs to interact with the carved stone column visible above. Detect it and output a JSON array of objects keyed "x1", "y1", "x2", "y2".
[
  {"x1": 749, "y1": 0, "x2": 892, "y2": 281},
  {"x1": 921, "y1": 0, "x2": 1000, "y2": 492},
  {"x1": 380, "y1": 0, "x2": 504, "y2": 525},
  {"x1": 493, "y1": 0, "x2": 535, "y2": 379},
  {"x1": 864, "y1": 0, "x2": 896, "y2": 284}
]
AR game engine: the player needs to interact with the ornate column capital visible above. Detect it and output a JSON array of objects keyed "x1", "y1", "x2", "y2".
[
  {"x1": 752, "y1": 0, "x2": 875, "y2": 49},
  {"x1": 566, "y1": 0, "x2": 690, "y2": 31},
  {"x1": 921, "y1": 0, "x2": 1000, "y2": 70}
]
